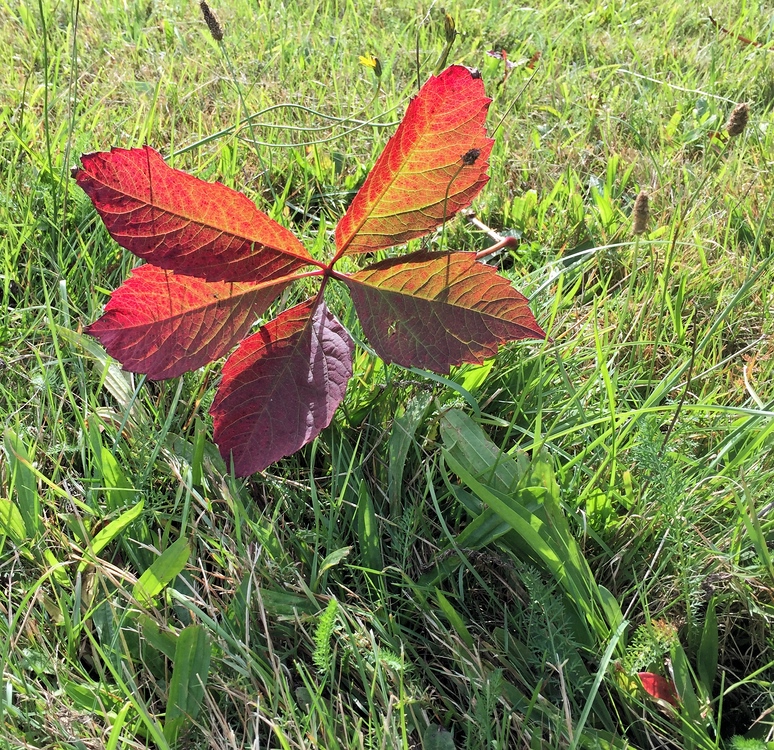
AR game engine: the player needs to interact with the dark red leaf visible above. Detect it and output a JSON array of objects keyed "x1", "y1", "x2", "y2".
[
  {"x1": 342, "y1": 250, "x2": 545, "y2": 372},
  {"x1": 334, "y1": 66, "x2": 493, "y2": 256},
  {"x1": 85, "y1": 265, "x2": 291, "y2": 379},
  {"x1": 211, "y1": 298, "x2": 354, "y2": 476},
  {"x1": 73, "y1": 146, "x2": 313, "y2": 282},
  {"x1": 638, "y1": 672, "x2": 679, "y2": 707}
]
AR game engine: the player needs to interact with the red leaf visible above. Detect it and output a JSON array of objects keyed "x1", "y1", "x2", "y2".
[
  {"x1": 85, "y1": 265, "x2": 290, "y2": 379},
  {"x1": 211, "y1": 298, "x2": 354, "y2": 476},
  {"x1": 342, "y1": 250, "x2": 545, "y2": 372},
  {"x1": 334, "y1": 66, "x2": 493, "y2": 256},
  {"x1": 74, "y1": 146, "x2": 313, "y2": 282},
  {"x1": 638, "y1": 672, "x2": 679, "y2": 707},
  {"x1": 526, "y1": 51, "x2": 542, "y2": 69},
  {"x1": 75, "y1": 67, "x2": 545, "y2": 473},
  {"x1": 486, "y1": 49, "x2": 517, "y2": 70}
]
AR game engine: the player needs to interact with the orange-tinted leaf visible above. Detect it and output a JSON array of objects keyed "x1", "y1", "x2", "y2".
[
  {"x1": 638, "y1": 672, "x2": 679, "y2": 707},
  {"x1": 342, "y1": 251, "x2": 545, "y2": 372},
  {"x1": 211, "y1": 298, "x2": 354, "y2": 476},
  {"x1": 85, "y1": 265, "x2": 291, "y2": 379},
  {"x1": 334, "y1": 66, "x2": 492, "y2": 256},
  {"x1": 74, "y1": 146, "x2": 312, "y2": 282}
]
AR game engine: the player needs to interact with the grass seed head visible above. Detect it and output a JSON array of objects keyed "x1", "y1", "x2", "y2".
[
  {"x1": 725, "y1": 102, "x2": 749, "y2": 137},
  {"x1": 632, "y1": 191, "x2": 650, "y2": 235},
  {"x1": 200, "y1": 1, "x2": 223, "y2": 42}
]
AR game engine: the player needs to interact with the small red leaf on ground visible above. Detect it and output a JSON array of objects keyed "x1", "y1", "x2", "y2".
[
  {"x1": 526, "y1": 51, "x2": 542, "y2": 69},
  {"x1": 638, "y1": 672, "x2": 679, "y2": 707},
  {"x1": 85, "y1": 265, "x2": 290, "y2": 379},
  {"x1": 486, "y1": 49, "x2": 517, "y2": 70},
  {"x1": 211, "y1": 298, "x2": 354, "y2": 476},
  {"x1": 342, "y1": 250, "x2": 545, "y2": 372},
  {"x1": 73, "y1": 146, "x2": 312, "y2": 282},
  {"x1": 335, "y1": 66, "x2": 493, "y2": 256}
]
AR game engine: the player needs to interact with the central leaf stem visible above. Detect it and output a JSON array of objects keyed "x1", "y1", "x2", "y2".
[{"x1": 318, "y1": 263, "x2": 338, "y2": 296}]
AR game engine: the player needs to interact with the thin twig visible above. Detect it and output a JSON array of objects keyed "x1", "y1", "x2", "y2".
[
  {"x1": 475, "y1": 235, "x2": 519, "y2": 260},
  {"x1": 708, "y1": 11, "x2": 773, "y2": 50},
  {"x1": 464, "y1": 211, "x2": 503, "y2": 243},
  {"x1": 463, "y1": 212, "x2": 520, "y2": 259}
]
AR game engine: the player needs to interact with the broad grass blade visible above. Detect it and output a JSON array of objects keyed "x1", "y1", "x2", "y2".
[
  {"x1": 87, "y1": 421, "x2": 137, "y2": 511},
  {"x1": 0, "y1": 498, "x2": 28, "y2": 547},
  {"x1": 669, "y1": 640, "x2": 704, "y2": 748},
  {"x1": 3, "y1": 428, "x2": 42, "y2": 539},
  {"x1": 134, "y1": 537, "x2": 190, "y2": 606},
  {"x1": 697, "y1": 598, "x2": 718, "y2": 696},
  {"x1": 441, "y1": 409, "x2": 622, "y2": 647},
  {"x1": 435, "y1": 589, "x2": 475, "y2": 650},
  {"x1": 736, "y1": 486, "x2": 774, "y2": 581},
  {"x1": 356, "y1": 480, "x2": 383, "y2": 574},
  {"x1": 164, "y1": 625, "x2": 211, "y2": 744},
  {"x1": 78, "y1": 499, "x2": 144, "y2": 572},
  {"x1": 57, "y1": 326, "x2": 149, "y2": 426},
  {"x1": 423, "y1": 724, "x2": 456, "y2": 750},
  {"x1": 140, "y1": 615, "x2": 178, "y2": 660},
  {"x1": 315, "y1": 547, "x2": 351, "y2": 589},
  {"x1": 388, "y1": 392, "x2": 432, "y2": 513}
]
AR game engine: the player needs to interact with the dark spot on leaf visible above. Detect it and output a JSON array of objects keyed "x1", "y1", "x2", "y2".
[{"x1": 462, "y1": 148, "x2": 481, "y2": 166}]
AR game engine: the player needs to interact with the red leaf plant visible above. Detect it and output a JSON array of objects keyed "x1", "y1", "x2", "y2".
[
  {"x1": 75, "y1": 66, "x2": 546, "y2": 476},
  {"x1": 637, "y1": 672, "x2": 679, "y2": 707}
]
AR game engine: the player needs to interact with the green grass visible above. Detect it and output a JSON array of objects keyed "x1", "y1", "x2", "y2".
[{"x1": 2, "y1": 0, "x2": 774, "y2": 747}]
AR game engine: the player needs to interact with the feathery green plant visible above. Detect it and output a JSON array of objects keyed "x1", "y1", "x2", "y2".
[{"x1": 312, "y1": 597, "x2": 338, "y2": 675}]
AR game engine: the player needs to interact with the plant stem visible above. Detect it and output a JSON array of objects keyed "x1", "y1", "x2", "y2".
[{"x1": 475, "y1": 235, "x2": 519, "y2": 260}]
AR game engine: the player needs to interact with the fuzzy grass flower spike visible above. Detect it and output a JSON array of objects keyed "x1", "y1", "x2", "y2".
[{"x1": 725, "y1": 102, "x2": 749, "y2": 137}]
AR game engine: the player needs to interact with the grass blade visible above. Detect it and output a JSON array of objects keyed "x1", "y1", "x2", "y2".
[
  {"x1": 3, "y1": 428, "x2": 42, "y2": 539},
  {"x1": 697, "y1": 598, "x2": 718, "y2": 697},
  {"x1": 78, "y1": 500, "x2": 144, "y2": 572},
  {"x1": 164, "y1": 624, "x2": 212, "y2": 745},
  {"x1": 356, "y1": 479, "x2": 383, "y2": 574},
  {"x1": 133, "y1": 537, "x2": 190, "y2": 606}
]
